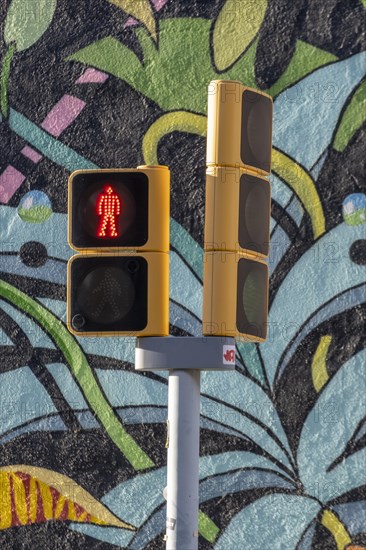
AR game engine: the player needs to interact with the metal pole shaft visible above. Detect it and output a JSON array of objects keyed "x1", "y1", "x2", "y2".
[{"x1": 165, "y1": 369, "x2": 200, "y2": 550}]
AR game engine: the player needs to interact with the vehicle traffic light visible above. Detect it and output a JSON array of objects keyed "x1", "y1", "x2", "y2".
[
  {"x1": 67, "y1": 166, "x2": 170, "y2": 336},
  {"x1": 203, "y1": 81, "x2": 273, "y2": 342}
]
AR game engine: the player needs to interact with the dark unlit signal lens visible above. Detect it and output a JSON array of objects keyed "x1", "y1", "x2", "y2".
[
  {"x1": 69, "y1": 256, "x2": 148, "y2": 333},
  {"x1": 241, "y1": 90, "x2": 272, "y2": 173},
  {"x1": 236, "y1": 258, "x2": 268, "y2": 340},
  {"x1": 238, "y1": 173, "x2": 270, "y2": 256}
]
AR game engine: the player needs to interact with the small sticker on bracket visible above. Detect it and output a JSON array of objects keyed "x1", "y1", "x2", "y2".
[{"x1": 223, "y1": 345, "x2": 235, "y2": 365}]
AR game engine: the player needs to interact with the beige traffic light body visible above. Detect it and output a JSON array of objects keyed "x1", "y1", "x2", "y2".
[
  {"x1": 203, "y1": 80, "x2": 273, "y2": 342},
  {"x1": 204, "y1": 165, "x2": 271, "y2": 258},
  {"x1": 203, "y1": 251, "x2": 268, "y2": 343},
  {"x1": 67, "y1": 165, "x2": 170, "y2": 337}
]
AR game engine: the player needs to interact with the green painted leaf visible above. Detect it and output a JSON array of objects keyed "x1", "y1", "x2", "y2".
[
  {"x1": 0, "y1": 279, "x2": 154, "y2": 471},
  {"x1": 4, "y1": 0, "x2": 57, "y2": 51},
  {"x1": 212, "y1": 0, "x2": 267, "y2": 71},
  {"x1": 198, "y1": 510, "x2": 220, "y2": 543},
  {"x1": 106, "y1": 0, "x2": 157, "y2": 42},
  {"x1": 66, "y1": 19, "x2": 337, "y2": 115},
  {"x1": 67, "y1": 18, "x2": 257, "y2": 114},
  {"x1": 333, "y1": 78, "x2": 366, "y2": 152}
]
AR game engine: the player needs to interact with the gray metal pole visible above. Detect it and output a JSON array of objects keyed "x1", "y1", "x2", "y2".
[
  {"x1": 135, "y1": 337, "x2": 235, "y2": 547},
  {"x1": 165, "y1": 369, "x2": 200, "y2": 550}
]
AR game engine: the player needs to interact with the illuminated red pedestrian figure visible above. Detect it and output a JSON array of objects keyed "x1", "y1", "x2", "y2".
[{"x1": 96, "y1": 185, "x2": 121, "y2": 237}]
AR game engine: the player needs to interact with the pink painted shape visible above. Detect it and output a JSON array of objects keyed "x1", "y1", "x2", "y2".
[
  {"x1": 0, "y1": 166, "x2": 25, "y2": 204},
  {"x1": 152, "y1": 0, "x2": 168, "y2": 10},
  {"x1": 76, "y1": 68, "x2": 109, "y2": 84},
  {"x1": 41, "y1": 95, "x2": 86, "y2": 137},
  {"x1": 21, "y1": 145, "x2": 43, "y2": 163},
  {"x1": 124, "y1": 16, "x2": 137, "y2": 27}
]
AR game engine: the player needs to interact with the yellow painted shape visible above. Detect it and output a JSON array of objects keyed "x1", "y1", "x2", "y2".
[
  {"x1": 311, "y1": 335, "x2": 332, "y2": 392},
  {"x1": 321, "y1": 509, "x2": 352, "y2": 550},
  {"x1": 29, "y1": 476, "x2": 38, "y2": 523},
  {"x1": 0, "y1": 465, "x2": 135, "y2": 530},
  {"x1": 11, "y1": 473, "x2": 28, "y2": 525},
  {"x1": 272, "y1": 148, "x2": 326, "y2": 239},
  {"x1": 54, "y1": 494, "x2": 67, "y2": 519},
  {"x1": 0, "y1": 472, "x2": 12, "y2": 529},
  {"x1": 67, "y1": 500, "x2": 77, "y2": 521},
  {"x1": 38, "y1": 479, "x2": 53, "y2": 520},
  {"x1": 212, "y1": 0, "x2": 267, "y2": 71},
  {"x1": 143, "y1": 111, "x2": 207, "y2": 165},
  {"x1": 106, "y1": 0, "x2": 157, "y2": 42}
]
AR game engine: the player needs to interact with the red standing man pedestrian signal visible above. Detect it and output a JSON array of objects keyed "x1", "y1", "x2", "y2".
[{"x1": 96, "y1": 185, "x2": 121, "y2": 238}]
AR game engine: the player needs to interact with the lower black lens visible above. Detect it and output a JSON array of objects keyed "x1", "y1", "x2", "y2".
[{"x1": 78, "y1": 266, "x2": 135, "y2": 324}]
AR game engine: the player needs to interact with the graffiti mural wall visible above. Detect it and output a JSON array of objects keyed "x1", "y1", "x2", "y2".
[{"x1": 0, "y1": 0, "x2": 365, "y2": 548}]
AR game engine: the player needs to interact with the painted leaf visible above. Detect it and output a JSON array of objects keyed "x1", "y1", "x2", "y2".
[
  {"x1": 298, "y1": 350, "x2": 366, "y2": 502},
  {"x1": 212, "y1": 0, "x2": 267, "y2": 71},
  {"x1": 214, "y1": 494, "x2": 320, "y2": 549},
  {"x1": 0, "y1": 465, "x2": 135, "y2": 530},
  {"x1": 0, "y1": 279, "x2": 154, "y2": 471},
  {"x1": 272, "y1": 52, "x2": 366, "y2": 171},
  {"x1": 66, "y1": 19, "x2": 340, "y2": 115},
  {"x1": 333, "y1": 79, "x2": 366, "y2": 152},
  {"x1": 106, "y1": 0, "x2": 157, "y2": 42},
  {"x1": 4, "y1": 0, "x2": 57, "y2": 52},
  {"x1": 261, "y1": 221, "x2": 366, "y2": 387},
  {"x1": 66, "y1": 19, "x2": 258, "y2": 114}
]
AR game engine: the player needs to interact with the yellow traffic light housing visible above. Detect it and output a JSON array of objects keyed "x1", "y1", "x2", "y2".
[
  {"x1": 204, "y1": 165, "x2": 271, "y2": 258},
  {"x1": 203, "y1": 81, "x2": 273, "y2": 341}
]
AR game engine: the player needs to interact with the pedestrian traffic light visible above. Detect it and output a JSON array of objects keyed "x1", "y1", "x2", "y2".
[
  {"x1": 67, "y1": 165, "x2": 170, "y2": 336},
  {"x1": 203, "y1": 81, "x2": 273, "y2": 342}
]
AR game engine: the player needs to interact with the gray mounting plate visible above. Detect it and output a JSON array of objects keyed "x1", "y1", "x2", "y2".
[{"x1": 135, "y1": 336, "x2": 236, "y2": 371}]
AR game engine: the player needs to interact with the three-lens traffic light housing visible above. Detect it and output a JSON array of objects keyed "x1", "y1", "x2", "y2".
[
  {"x1": 203, "y1": 80, "x2": 273, "y2": 342},
  {"x1": 67, "y1": 166, "x2": 170, "y2": 336}
]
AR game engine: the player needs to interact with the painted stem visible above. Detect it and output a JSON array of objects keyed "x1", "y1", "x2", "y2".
[
  {"x1": 143, "y1": 112, "x2": 326, "y2": 241},
  {"x1": 1, "y1": 44, "x2": 15, "y2": 118},
  {"x1": 142, "y1": 110, "x2": 207, "y2": 165},
  {"x1": 321, "y1": 508, "x2": 352, "y2": 550},
  {"x1": 0, "y1": 279, "x2": 154, "y2": 471}
]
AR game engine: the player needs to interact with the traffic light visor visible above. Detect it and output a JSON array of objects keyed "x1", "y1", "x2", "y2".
[{"x1": 241, "y1": 90, "x2": 272, "y2": 174}]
